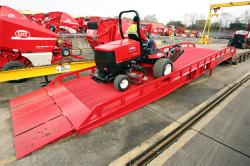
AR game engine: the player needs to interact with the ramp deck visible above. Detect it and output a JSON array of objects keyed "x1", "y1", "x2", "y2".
[{"x1": 9, "y1": 44, "x2": 236, "y2": 159}]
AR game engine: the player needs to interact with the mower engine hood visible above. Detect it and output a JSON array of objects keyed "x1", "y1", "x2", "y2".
[{"x1": 94, "y1": 39, "x2": 141, "y2": 63}]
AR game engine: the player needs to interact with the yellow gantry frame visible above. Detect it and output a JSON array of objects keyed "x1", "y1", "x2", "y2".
[
  {"x1": 0, "y1": 61, "x2": 95, "y2": 82},
  {"x1": 199, "y1": 1, "x2": 250, "y2": 44}
]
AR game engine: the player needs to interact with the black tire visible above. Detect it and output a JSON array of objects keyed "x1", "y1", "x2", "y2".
[
  {"x1": 61, "y1": 47, "x2": 71, "y2": 57},
  {"x1": 153, "y1": 58, "x2": 173, "y2": 78},
  {"x1": 49, "y1": 25, "x2": 56, "y2": 32},
  {"x1": 239, "y1": 56, "x2": 242, "y2": 63},
  {"x1": 227, "y1": 40, "x2": 232, "y2": 46},
  {"x1": 2, "y1": 61, "x2": 27, "y2": 83},
  {"x1": 114, "y1": 75, "x2": 130, "y2": 91},
  {"x1": 94, "y1": 69, "x2": 100, "y2": 77},
  {"x1": 232, "y1": 59, "x2": 238, "y2": 65},
  {"x1": 242, "y1": 43, "x2": 247, "y2": 49},
  {"x1": 243, "y1": 55, "x2": 246, "y2": 62}
]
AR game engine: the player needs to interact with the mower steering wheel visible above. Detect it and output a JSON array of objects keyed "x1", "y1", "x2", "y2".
[
  {"x1": 169, "y1": 44, "x2": 181, "y2": 53},
  {"x1": 165, "y1": 44, "x2": 184, "y2": 62},
  {"x1": 165, "y1": 44, "x2": 179, "y2": 57}
]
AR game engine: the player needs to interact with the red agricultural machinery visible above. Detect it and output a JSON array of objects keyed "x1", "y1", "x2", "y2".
[
  {"x1": 157, "y1": 27, "x2": 165, "y2": 36},
  {"x1": 0, "y1": 5, "x2": 27, "y2": 19},
  {"x1": 0, "y1": 6, "x2": 80, "y2": 75},
  {"x1": 164, "y1": 25, "x2": 175, "y2": 36},
  {"x1": 75, "y1": 17, "x2": 87, "y2": 33},
  {"x1": 141, "y1": 23, "x2": 159, "y2": 36},
  {"x1": 228, "y1": 30, "x2": 250, "y2": 49},
  {"x1": 180, "y1": 30, "x2": 200, "y2": 38},
  {"x1": 25, "y1": 13, "x2": 46, "y2": 27},
  {"x1": 85, "y1": 18, "x2": 131, "y2": 49},
  {"x1": 76, "y1": 16, "x2": 101, "y2": 33},
  {"x1": 27, "y1": 12, "x2": 80, "y2": 33}
]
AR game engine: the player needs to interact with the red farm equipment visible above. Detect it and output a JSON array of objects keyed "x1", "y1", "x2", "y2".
[
  {"x1": 84, "y1": 16, "x2": 101, "y2": 22},
  {"x1": 175, "y1": 27, "x2": 185, "y2": 37},
  {"x1": 164, "y1": 25, "x2": 176, "y2": 36},
  {"x1": 75, "y1": 17, "x2": 87, "y2": 33},
  {"x1": 25, "y1": 13, "x2": 47, "y2": 28},
  {"x1": 85, "y1": 16, "x2": 101, "y2": 23},
  {"x1": 0, "y1": 6, "x2": 81, "y2": 76},
  {"x1": 190, "y1": 30, "x2": 199, "y2": 38},
  {"x1": 9, "y1": 10, "x2": 236, "y2": 159},
  {"x1": 140, "y1": 21, "x2": 165, "y2": 36},
  {"x1": 141, "y1": 23, "x2": 158, "y2": 36},
  {"x1": 157, "y1": 27, "x2": 165, "y2": 36},
  {"x1": 27, "y1": 12, "x2": 80, "y2": 33},
  {"x1": 228, "y1": 30, "x2": 250, "y2": 49},
  {"x1": 141, "y1": 24, "x2": 151, "y2": 35},
  {"x1": 154, "y1": 23, "x2": 165, "y2": 36},
  {"x1": 85, "y1": 18, "x2": 131, "y2": 49},
  {"x1": 76, "y1": 16, "x2": 102, "y2": 33},
  {"x1": 0, "y1": 5, "x2": 27, "y2": 19},
  {"x1": 44, "y1": 12, "x2": 80, "y2": 33}
]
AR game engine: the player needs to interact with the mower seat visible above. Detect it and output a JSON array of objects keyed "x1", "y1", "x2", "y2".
[
  {"x1": 128, "y1": 33, "x2": 155, "y2": 56},
  {"x1": 128, "y1": 33, "x2": 141, "y2": 42},
  {"x1": 128, "y1": 33, "x2": 148, "y2": 47}
]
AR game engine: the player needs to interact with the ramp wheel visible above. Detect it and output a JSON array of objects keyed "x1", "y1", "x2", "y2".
[
  {"x1": 61, "y1": 47, "x2": 71, "y2": 57},
  {"x1": 3, "y1": 61, "x2": 27, "y2": 83},
  {"x1": 153, "y1": 58, "x2": 173, "y2": 78},
  {"x1": 114, "y1": 75, "x2": 130, "y2": 91},
  {"x1": 232, "y1": 59, "x2": 238, "y2": 65}
]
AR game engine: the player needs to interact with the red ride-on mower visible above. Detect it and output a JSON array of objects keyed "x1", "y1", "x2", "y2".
[{"x1": 91, "y1": 10, "x2": 184, "y2": 91}]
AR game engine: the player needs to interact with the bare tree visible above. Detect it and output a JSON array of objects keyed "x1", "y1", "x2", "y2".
[
  {"x1": 189, "y1": 12, "x2": 198, "y2": 27},
  {"x1": 198, "y1": 14, "x2": 205, "y2": 20},
  {"x1": 183, "y1": 13, "x2": 190, "y2": 27},
  {"x1": 242, "y1": 10, "x2": 250, "y2": 25},
  {"x1": 221, "y1": 13, "x2": 232, "y2": 28},
  {"x1": 182, "y1": 12, "x2": 198, "y2": 28},
  {"x1": 218, "y1": 12, "x2": 233, "y2": 31}
]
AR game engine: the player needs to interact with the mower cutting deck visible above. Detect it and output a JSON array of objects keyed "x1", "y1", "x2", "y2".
[{"x1": 10, "y1": 44, "x2": 236, "y2": 159}]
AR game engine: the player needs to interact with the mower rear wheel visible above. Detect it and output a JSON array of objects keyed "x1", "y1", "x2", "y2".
[
  {"x1": 153, "y1": 58, "x2": 173, "y2": 78},
  {"x1": 3, "y1": 61, "x2": 27, "y2": 83},
  {"x1": 114, "y1": 75, "x2": 130, "y2": 91}
]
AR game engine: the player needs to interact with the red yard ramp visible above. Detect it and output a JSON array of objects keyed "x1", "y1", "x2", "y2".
[
  {"x1": 9, "y1": 45, "x2": 236, "y2": 159},
  {"x1": 10, "y1": 85, "x2": 74, "y2": 159}
]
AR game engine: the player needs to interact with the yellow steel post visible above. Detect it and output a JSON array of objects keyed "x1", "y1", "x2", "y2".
[
  {"x1": 199, "y1": 8, "x2": 212, "y2": 44},
  {"x1": 207, "y1": 7, "x2": 212, "y2": 44}
]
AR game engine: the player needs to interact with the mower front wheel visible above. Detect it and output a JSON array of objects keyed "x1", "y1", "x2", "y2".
[
  {"x1": 153, "y1": 58, "x2": 173, "y2": 78},
  {"x1": 114, "y1": 75, "x2": 130, "y2": 91}
]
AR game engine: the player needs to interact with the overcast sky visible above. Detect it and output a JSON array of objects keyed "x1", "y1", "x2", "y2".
[{"x1": 1, "y1": 0, "x2": 250, "y2": 23}]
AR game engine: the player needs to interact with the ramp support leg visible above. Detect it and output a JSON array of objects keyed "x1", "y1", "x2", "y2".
[
  {"x1": 209, "y1": 69, "x2": 213, "y2": 76},
  {"x1": 41, "y1": 76, "x2": 50, "y2": 87}
]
